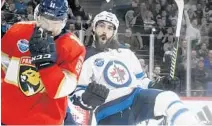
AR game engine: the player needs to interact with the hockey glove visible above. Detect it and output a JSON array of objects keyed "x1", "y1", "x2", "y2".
[
  {"x1": 82, "y1": 82, "x2": 109, "y2": 109},
  {"x1": 150, "y1": 76, "x2": 180, "y2": 91},
  {"x1": 163, "y1": 76, "x2": 180, "y2": 91},
  {"x1": 29, "y1": 27, "x2": 57, "y2": 70}
]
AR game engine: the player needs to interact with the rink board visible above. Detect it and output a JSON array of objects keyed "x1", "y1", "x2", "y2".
[
  {"x1": 70, "y1": 97, "x2": 212, "y2": 125},
  {"x1": 138, "y1": 97, "x2": 212, "y2": 125}
]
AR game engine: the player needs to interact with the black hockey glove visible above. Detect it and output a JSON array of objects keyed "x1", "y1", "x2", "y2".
[
  {"x1": 29, "y1": 27, "x2": 57, "y2": 70},
  {"x1": 82, "y1": 82, "x2": 109, "y2": 109},
  {"x1": 150, "y1": 76, "x2": 180, "y2": 91},
  {"x1": 163, "y1": 76, "x2": 180, "y2": 91}
]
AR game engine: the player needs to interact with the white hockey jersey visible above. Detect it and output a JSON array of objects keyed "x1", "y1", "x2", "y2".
[
  {"x1": 76, "y1": 47, "x2": 152, "y2": 103},
  {"x1": 69, "y1": 47, "x2": 201, "y2": 126}
]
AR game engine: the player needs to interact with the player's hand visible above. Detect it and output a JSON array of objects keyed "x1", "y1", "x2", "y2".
[
  {"x1": 82, "y1": 82, "x2": 109, "y2": 108},
  {"x1": 29, "y1": 27, "x2": 57, "y2": 70},
  {"x1": 150, "y1": 76, "x2": 180, "y2": 91},
  {"x1": 162, "y1": 76, "x2": 181, "y2": 91}
]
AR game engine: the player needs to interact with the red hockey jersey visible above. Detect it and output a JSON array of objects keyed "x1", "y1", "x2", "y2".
[{"x1": 1, "y1": 21, "x2": 86, "y2": 125}]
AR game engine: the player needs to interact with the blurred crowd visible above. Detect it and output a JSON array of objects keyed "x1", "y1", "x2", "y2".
[
  {"x1": 1, "y1": 0, "x2": 212, "y2": 96},
  {"x1": 117, "y1": 0, "x2": 212, "y2": 96},
  {"x1": 1, "y1": 0, "x2": 93, "y2": 38}
]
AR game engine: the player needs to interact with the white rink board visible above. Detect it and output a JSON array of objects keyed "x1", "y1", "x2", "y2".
[
  {"x1": 70, "y1": 97, "x2": 212, "y2": 125},
  {"x1": 138, "y1": 97, "x2": 212, "y2": 126}
]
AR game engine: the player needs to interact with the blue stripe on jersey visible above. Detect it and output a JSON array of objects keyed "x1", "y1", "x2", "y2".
[
  {"x1": 73, "y1": 85, "x2": 87, "y2": 92},
  {"x1": 170, "y1": 108, "x2": 188, "y2": 126},
  {"x1": 76, "y1": 85, "x2": 87, "y2": 89},
  {"x1": 167, "y1": 100, "x2": 183, "y2": 109},
  {"x1": 95, "y1": 88, "x2": 141, "y2": 122},
  {"x1": 135, "y1": 72, "x2": 145, "y2": 79}
]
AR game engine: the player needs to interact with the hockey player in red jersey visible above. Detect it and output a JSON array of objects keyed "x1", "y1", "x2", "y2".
[{"x1": 1, "y1": 0, "x2": 85, "y2": 124}]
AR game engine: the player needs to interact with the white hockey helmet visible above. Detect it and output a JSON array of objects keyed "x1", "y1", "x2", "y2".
[{"x1": 93, "y1": 11, "x2": 119, "y2": 35}]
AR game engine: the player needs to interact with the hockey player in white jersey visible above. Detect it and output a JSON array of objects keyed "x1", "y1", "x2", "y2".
[{"x1": 66, "y1": 11, "x2": 200, "y2": 125}]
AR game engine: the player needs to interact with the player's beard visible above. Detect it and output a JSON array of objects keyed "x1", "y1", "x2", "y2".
[{"x1": 94, "y1": 33, "x2": 113, "y2": 51}]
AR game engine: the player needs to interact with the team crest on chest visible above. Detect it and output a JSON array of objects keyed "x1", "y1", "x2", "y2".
[
  {"x1": 104, "y1": 60, "x2": 132, "y2": 88},
  {"x1": 18, "y1": 57, "x2": 44, "y2": 96},
  {"x1": 17, "y1": 39, "x2": 29, "y2": 53}
]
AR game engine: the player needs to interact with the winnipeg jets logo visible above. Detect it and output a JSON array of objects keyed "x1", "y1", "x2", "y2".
[
  {"x1": 104, "y1": 60, "x2": 132, "y2": 88},
  {"x1": 110, "y1": 65, "x2": 126, "y2": 83}
]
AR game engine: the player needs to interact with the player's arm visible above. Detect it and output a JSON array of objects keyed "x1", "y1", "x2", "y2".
[
  {"x1": 39, "y1": 48, "x2": 85, "y2": 99},
  {"x1": 70, "y1": 58, "x2": 93, "y2": 109},
  {"x1": 197, "y1": 31, "x2": 201, "y2": 45},
  {"x1": 129, "y1": 50, "x2": 180, "y2": 90},
  {"x1": 71, "y1": 56, "x2": 109, "y2": 110},
  {"x1": 184, "y1": 9, "x2": 191, "y2": 27},
  {"x1": 129, "y1": 50, "x2": 152, "y2": 89},
  {"x1": 1, "y1": 52, "x2": 10, "y2": 80},
  {"x1": 1, "y1": 24, "x2": 20, "y2": 79},
  {"x1": 68, "y1": 59, "x2": 92, "y2": 100},
  {"x1": 29, "y1": 28, "x2": 86, "y2": 99}
]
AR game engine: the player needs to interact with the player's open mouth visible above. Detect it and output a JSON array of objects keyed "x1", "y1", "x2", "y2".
[{"x1": 101, "y1": 36, "x2": 107, "y2": 41}]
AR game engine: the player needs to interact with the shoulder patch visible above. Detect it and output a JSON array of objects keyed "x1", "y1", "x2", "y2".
[
  {"x1": 17, "y1": 39, "x2": 29, "y2": 53},
  {"x1": 94, "y1": 58, "x2": 104, "y2": 67}
]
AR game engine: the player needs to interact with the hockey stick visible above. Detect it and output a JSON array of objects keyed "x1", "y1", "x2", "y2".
[
  {"x1": 1, "y1": 0, "x2": 5, "y2": 8},
  {"x1": 89, "y1": 109, "x2": 94, "y2": 125},
  {"x1": 169, "y1": 0, "x2": 184, "y2": 79}
]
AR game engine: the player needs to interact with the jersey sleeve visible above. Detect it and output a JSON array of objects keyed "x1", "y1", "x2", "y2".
[
  {"x1": 1, "y1": 23, "x2": 22, "y2": 79},
  {"x1": 2, "y1": 23, "x2": 19, "y2": 55},
  {"x1": 38, "y1": 33, "x2": 86, "y2": 99},
  {"x1": 1, "y1": 22, "x2": 36, "y2": 79},
  {"x1": 69, "y1": 58, "x2": 94, "y2": 110},
  {"x1": 129, "y1": 50, "x2": 152, "y2": 89},
  {"x1": 77, "y1": 59, "x2": 93, "y2": 85},
  {"x1": 1, "y1": 52, "x2": 10, "y2": 79},
  {"x1": 72, "y1": 57, "x2": 93, "y2": 95}
]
